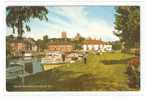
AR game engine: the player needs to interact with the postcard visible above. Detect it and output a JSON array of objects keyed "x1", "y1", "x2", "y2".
[{"x1": 6, "y1": 5, "x2": 140, "y2": 92}]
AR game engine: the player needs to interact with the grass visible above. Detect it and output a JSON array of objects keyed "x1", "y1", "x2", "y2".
[{"x1": 6, "y1": 51, "x2": 138, "y2": 91}]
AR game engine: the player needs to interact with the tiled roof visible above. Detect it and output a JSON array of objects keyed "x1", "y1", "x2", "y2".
[
  {"x1": 83, "y1": 39, "x2": 107, "y2": 45},
  {"x1": 48, "y1": 42, "x2": 72, "y2": 45},
  {"x1": 9, "y1": 37, "x2": 36, "y2": 45}
]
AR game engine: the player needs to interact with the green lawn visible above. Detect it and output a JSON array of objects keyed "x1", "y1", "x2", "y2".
[{"x1": 7, "y1": 51, "x2": 138, "y2": 91}]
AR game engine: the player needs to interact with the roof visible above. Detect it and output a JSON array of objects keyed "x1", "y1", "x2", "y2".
[
  {"x1": 83, "y1": 39, "x2": 107, "y2": 45},
  {"x1": 48, "y1": 42, "x2": 73, "y2": 45},
  {"x1": 8, "y1": 37, "x2": 36, "y2": 45}
]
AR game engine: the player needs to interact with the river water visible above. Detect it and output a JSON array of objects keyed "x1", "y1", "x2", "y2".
[{"x1": 7, "y1": 57, "x2": 43, "y2": 75}]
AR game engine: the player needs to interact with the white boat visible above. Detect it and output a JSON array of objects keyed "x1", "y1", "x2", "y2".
[
  {"x1": 41, "y1": 51, "x2": 65, "y2": 71},
  {"x1": 24, "y1": 53, "x2": 32, "y2": 57},
  {"x1": 41, "y1": 51, "x2": 64, "y2": 64}
]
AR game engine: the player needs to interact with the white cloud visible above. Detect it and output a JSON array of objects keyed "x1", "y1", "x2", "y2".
[
  {"x1": 45, "y1": 7, "x2": 119, "y2": 41},
  {"x1": 7, "y1": 7, "x2": 119, "y2": 41}
]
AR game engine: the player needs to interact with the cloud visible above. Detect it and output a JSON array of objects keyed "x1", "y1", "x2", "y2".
[
  {"x1": 45, "y1": 6, "x2": 119, "y2": 41},
  {"x1": 7, "y1": 6, "x2": 119, "y2": 41}
]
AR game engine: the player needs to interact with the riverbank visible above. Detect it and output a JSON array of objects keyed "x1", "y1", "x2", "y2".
[{"x1": 7, "y1": 52, "x2": 138, "y2": 91}]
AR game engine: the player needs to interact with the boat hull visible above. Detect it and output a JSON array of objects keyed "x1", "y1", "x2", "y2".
[{"x1": 42, "y1": 64, "x2": 64, "y2": 71}]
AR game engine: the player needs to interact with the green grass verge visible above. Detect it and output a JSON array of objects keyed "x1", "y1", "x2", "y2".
[{"x1": 7, "y1": 52, "x2": 139, "y2": 91}]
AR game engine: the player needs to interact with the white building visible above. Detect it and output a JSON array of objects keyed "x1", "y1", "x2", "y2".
[{"x1": 82, "y1": 39, "x2": 112, "y2": 52}]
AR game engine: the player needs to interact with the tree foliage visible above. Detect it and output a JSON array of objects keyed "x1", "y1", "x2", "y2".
[
  {"x1": 114, "y1": 6, "x2": 140, "y2": 49},
  {"x1": 36, "y1": 35, "x2": 49, "y2": 51},
  {"x1": 73, "y1": 36, "x2": 85, "y2": 50},
  {"x1": 112, "y1": 41, "x2": 122, "y2": 50},
  {"x1": 6, "y1": 6, "x2": 48, "y2": 38}
]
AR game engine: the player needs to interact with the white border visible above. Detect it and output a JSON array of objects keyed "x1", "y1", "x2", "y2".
[{"x1": 0, "y1": 0, "x2": 145, "y2": 97}]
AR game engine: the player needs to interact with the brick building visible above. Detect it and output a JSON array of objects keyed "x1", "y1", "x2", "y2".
[{"x1": 48, "y1": 42, "x2": 73, "y2": 53}]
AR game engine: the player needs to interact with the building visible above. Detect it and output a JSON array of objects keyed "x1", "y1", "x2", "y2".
[
  {"x1": 9, "y1": 38, "x2": 37, "y2": 56},
  {"x1": 82, "y1": 39, "x2": 112, "y2": 52},
  {"x1": 61, "y1": 32, "x2": 67, "y2": 39},
  {"x1": 48, "y1": 42, "x2": 73, "y2": 53}
]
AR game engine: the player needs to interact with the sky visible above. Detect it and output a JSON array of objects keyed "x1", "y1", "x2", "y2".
[{"x1": 7, "y1": 6, "x2": 119, "y2": 41}]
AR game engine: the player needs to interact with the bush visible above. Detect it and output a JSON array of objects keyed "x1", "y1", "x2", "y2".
[
  {"x1": 112, "y1": 42, "x2": 122, "y2": 50},
  {"x1": 126, "y1": 57, "x2": 140, "y2": 89}
]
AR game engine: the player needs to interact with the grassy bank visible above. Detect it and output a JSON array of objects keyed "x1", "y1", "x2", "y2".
[{"x1": 7, "y1": 52, "x2": 138, "y2": 91}]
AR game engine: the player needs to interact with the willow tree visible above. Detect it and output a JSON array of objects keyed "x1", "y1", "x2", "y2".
[
  {"x1": 114, "y1": 6, "x2": 140, "y2": 49},
  {"x1": 6, "y1": 6, "x2": 48, "y2": 38}
]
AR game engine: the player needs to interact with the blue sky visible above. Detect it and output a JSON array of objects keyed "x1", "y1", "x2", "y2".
[{"x1": 7, "y1": 6, "x2": 119, "y2": 41}]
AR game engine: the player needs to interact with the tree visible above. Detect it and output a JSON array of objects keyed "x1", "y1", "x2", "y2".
[
  {"x1": 36, "y1": 36, "x2": 49, "y2": 52},
  {"x1": 112, "y1": 41, "x2": 122, "y2": 50},
  {"x1": 43, "y1": 35, "x2": 49, "y2": 43},
  {"x1": 73, "y1": 36, "x2": 85, "y2": 50},
  {"x1": 36, "y1": 39, "x2": 44, "y2": 52},
  {"x1": 6, "y1": 6, "x2": 48, "y2": 38},
  {"x1": 114, "y1": 6, "x2": 140, "y2": 49},
  {"x1": 43, "y1": 35, "x2": 49, "y2": 49},
  {"x1": 6, "y1": 35, "x2": 15, "y2": 57}
]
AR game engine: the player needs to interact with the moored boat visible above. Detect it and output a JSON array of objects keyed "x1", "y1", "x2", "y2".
[{"x1": 41, "y1": 51, "x2": 65, "y2": 71}]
